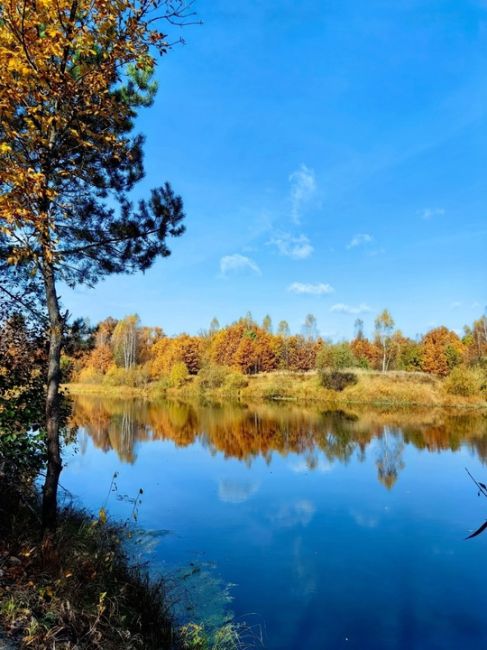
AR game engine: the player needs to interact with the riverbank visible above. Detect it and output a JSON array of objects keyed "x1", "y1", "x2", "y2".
[
  {"x1": 0, "y1": 501, "x2": 173, "y2": 648},
  {"x1": 0, "y1": 479, "x2": 241, "y2": 649},
  {"x1": 67, "y1": 368, "x2": 487, "y2": 409}
]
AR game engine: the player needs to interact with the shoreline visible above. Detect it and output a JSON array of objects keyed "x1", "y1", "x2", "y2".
[{"x1": 65, "y1": 370, "x2": 487, "y2": 410}]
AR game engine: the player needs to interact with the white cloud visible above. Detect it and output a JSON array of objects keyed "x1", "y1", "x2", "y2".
[
  {"x1": 271, "y1": 499, "x2": 316, "y2": 528},
  {"x1": 289, "y1": 164, "x2": 316, "y2": 224},
  {"x1": 330, "y1": 303, "x2": 372, "y2": 315},
  {"x1": 347, "y1": 233, "x2": 373, "y2": 249},
  {"x1": 350, "y1": 509, "x2": 379, "y2": 529},
  {"x1": 420, "y1": 207, "x2": 445, "y2": 220},
  {"x1": 269, "y1": 233, "x2": 313, "y2": 260},
  {"x1": 220, "y1": 254, "x2": 261, "y2": 276},
  {"x1": 450, "y1": 301, "x2": 462, "y2": 310},
  {"x1": 288, "y1": 282, "x2": 334, "y2": 295},
  {"x1": 218, "y1": 479, "x2": 260, "y2": 504}
]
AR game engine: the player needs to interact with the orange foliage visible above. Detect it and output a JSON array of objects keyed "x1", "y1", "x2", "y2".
[
  {"x1": 82, "y1": 344, "x2": 113, "y2": 374},
  {"x1": 72, "y1": 312, "x2": 486, "y2": 383},
  {"x1": 209, "y1": 322, "x2": 279, "y2": 374},
  {"x1": 0, "y1": 0, "x2": 169, "y2": 234},
  {"x1": 420, "y1": 327, "x2": 465, "y2": 376},
  {"x1": 151, "y1": 334, "x2": 202, "y2": 376},
  {"x1": 351, "y1": 338, "x2": 380, "y2": 368},
  {"x1": 285, "y1": 336, "x2": 321, "y2": 371}
]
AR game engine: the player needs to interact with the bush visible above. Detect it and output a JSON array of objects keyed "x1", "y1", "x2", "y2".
[
  {"x1": 77, "y1": 365, "x2": 104, "y2": 384},
  {"x1": 320, "y1": 371, "x2": 358, "y2": 392},
  {"x1": 262, "y1": 384, "x2": 291, "y2": 400},
  {"x1": 198, "y1": 364, "x2": 231, "y2": 390},
  {"x1": 103, "y1": 365, "x2": 150, "y2": 387},
  {"x1": 223, "y1": 371, "x2": 248, "y2": 391},
  {"x1": 444, "y1": 366, "x2": 484, "y2": 397},
  {"x1": 169, "y1": 361, "x2": 189, "y2": 388}
]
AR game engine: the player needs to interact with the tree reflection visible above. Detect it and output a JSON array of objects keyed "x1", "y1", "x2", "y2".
[
  {"x1": 375, "y1": 428, "x2": 404, "y2": 489},
  {"x1": 70, "y1": 396, "x2": 487, "y2": 489}
]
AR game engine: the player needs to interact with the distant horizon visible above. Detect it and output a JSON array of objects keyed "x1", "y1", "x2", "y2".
[{"x1": 63, "y1": 0, "x2": 486, "y2": 339}]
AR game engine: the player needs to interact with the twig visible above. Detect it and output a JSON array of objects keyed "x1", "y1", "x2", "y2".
[{"x1": 465, "y1": 467, "x2": 487, "y2": 498}]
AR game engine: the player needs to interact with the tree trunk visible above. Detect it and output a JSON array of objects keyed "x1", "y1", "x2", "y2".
[{"x1": 42, "y1": 263, "x2": 63, "y2": 532}]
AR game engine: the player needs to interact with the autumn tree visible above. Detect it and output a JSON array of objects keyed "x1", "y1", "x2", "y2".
[
  {"x1": 234, "y1": 335, "x2": 260, "y2": 374},
  {"x1": 112, "y1": 315, "x2": 140, "y2": 369},
  {"x1": 317, "y1": 342, "x2": 356, "y2": 371},
  {"x1": 209, "y1": 317, "x2": 220, "y2": 335},
  {"x1": 0, "y1": 302, "x2": 47, "y2": 449},
  {"x1": 350, "y1": 337, "x2": 378, "y2": 369},
  {"x1": 210, "y1": 322, "x2": 248, "y2": 368},
  {"x1": 95, "y1": 317, "x2": 118, "y2": 348},
  {"x1": 82, "y1": 343, "x2": 114, "y2": 376},
  {"x1": 0, "y1": 0, "x2": 191, "y2": 529},
  {"x1": 0, "y1": 301, "x2": 57, "y2": 526},
  {"x1": 137, "y1": 325, "x2": 164, "y2": 363},
  {"x1": 277, "y1": 320, "x2": 290, "y2": 337},
  {"x1": 285, "y1": 335, "x2": 320, "y2": 371},
  {"x1": 150, "y1": 336, "x2": 172, "y2": 378},
  {"x1": 463, "y1": 311, "x2": 487, "y2": 366},
  {"x1": 302, "y1": 313, "x2": 319, "y2": 341},
  {"x1": 167, "y1": 334, "x2": 203, "y2": 375},
  {"x1": 396, "y1": 336, "x2": 423, "y2": 372},
  {"x1": 262, "y1": 314, "x2": 273, "y2": 333},
  {"x1": 374, "y1": 309, "x2": 395, "y2": 372},
  {"x1": 420, "y1": 326, "x2": 465, "y2": 376}
]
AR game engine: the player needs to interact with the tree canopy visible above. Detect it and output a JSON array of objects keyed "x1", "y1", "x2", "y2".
[{"x1": 0, "y1": 0, "x2": 189, "y2": 293}]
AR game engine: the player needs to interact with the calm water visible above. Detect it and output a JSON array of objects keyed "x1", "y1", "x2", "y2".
[{"x1": 63, "y1": 396, "x2": 487, "y2": 649}]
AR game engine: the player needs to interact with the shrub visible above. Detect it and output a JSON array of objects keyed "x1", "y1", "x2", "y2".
[
  {"x1": 103, "y1": 365, "x2": 150, "y2": 387},
  {"x1": 169, "y1": 361, "x2": 189, "y2": 388},
  {"x1": 262, "y1": 384, "x2": 291, "y2": 400},
  {"x1": 77, "y1": 365, "x2": 104, "y2": 384},
  {"x1": 223, "y1": 371, "x2": 248, "y2": 391},
  {"x1": 320, "y1": 371, "x2": 358, "y2": 392},
  {"x1": 198, "y1": 364, "x2": 231, "y2": 390},
  {"x1": 444, "y1": 366, "x2": 484, "y2": 397}
]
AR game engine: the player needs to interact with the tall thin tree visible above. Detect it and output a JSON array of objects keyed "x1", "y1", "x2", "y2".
[{"x1": 0, "y1": 0, "x2": 194, "y2": 529}]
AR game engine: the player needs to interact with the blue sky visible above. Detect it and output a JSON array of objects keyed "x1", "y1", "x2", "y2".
[{"x1": 64, "y1": 0, "x2": 487, "y2": 339}]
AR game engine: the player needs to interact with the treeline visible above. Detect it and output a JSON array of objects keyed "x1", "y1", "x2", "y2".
[{"x1": 66, "y1": 309, "x2": 487, "y2": 386}]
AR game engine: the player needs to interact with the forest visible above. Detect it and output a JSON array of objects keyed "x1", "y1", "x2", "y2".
[{"x1": 67, "y1": 309, "x2": 487, "y2": 401}]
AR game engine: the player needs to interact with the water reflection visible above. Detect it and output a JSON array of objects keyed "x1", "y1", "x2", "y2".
[
  {"x1": 65, "y1": 396, "x2": 487, "y2": 649},
  {"x1": 71, "y1": 396, "x2": 487, "y2": 489}
]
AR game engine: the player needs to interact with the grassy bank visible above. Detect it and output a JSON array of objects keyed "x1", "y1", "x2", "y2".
[
  {"x1": 0, "y1": 512, "x2": 173, "y2": 649},
  {"x1": 67, "y1": 368, "x2": 487, "y2": 409},
  {"x1": 0, "y1": 476, "x2": 243, "y2": 649}
]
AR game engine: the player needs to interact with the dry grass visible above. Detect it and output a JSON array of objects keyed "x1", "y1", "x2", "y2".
[
  {"x1": 0, "y1": 507, "x2": 175, "y2": 649},
  {"x1": 67, "y1": 368, "x2": 487, "y2": 409},
  {"x1": 341, "y1": 371, "x2": 441, "y2": 406},
  {"x1": 66, "y1": 383, "x2": 151, "y2": 399}
]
